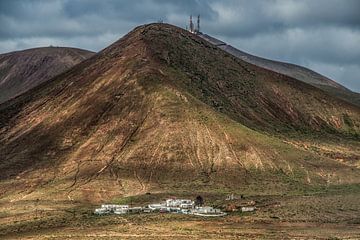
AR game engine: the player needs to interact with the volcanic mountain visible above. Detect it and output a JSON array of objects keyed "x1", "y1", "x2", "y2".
[
  {"x1": 0, "y1": 47, "x2": 94, "y2": 104},
  {"x1": 0, "y1": 24, "x2": 359, "y2": 203},
  {"x1": 199, "y1": 34, "x2": 360, "y2": 107}
]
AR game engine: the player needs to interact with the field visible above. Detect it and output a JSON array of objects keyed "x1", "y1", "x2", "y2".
[{"x1": 1, "y1": 184, "x2": 360, "y2": 239}]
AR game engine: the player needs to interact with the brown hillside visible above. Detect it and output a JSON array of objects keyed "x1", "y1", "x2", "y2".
[
  {"x1": 0, "y1": 47, "x2": 94, "y2": 104},
  {"x1": 0, "y1": 24, "x2": 359, "y2": 204}
]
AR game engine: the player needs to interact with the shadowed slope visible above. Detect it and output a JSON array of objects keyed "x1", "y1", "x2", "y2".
[
  {"x1": 0, "y1": 47, "x2": 94, "y2": 104},
  {"x1": 0, "y1": 24, "x2": 359, "y2": 203},
  {"x1": 199, "y1": 33, "x2": 360, "y2": 107}
]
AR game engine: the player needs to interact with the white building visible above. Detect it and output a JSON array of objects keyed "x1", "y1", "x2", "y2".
[
  {"x1": 128, "y1": 207, "x2": 142, "y2": 213},
  {"x1": 114, "y1": 205, "x2": 129, "y2": 215},
  {"x1": 181, "y1": 209, "x2": 191, "y2": 214},
  {"x1": 143, "y1": 208, "x2": 152, "y2": 213},
  {"x1": 94, "y1": 204, "x2": 129, "y2": 215},
  {"x1": 148, "y1": 203, "x2": 165, "y2": 210},
  {"x1": 165, "y1": 198, "x2": 194, "y2": 208},
  {"x1": 94, "y1": 207, "x2": 109, "y2": 215},
  {"x1": 241, "y1": 207, "x2": 256, "y2": 212},
  {"x1": 194, "y1": 206, "x2": 221, "y2": 214},
  {"x1": 193, "y1": 206, "x2": 226, "y2": 216}
]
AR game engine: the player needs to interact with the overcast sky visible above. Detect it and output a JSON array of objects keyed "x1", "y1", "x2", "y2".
[{"x1": 1, "y1": 0, "x2": 359, "y2": 92}]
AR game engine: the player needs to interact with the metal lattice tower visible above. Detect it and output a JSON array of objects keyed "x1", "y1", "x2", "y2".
[
  {"x1": 197, "y1": 15, "x2": 200, "y2": 33},
  {"x1": 189, "y1": 15, "x2": 194, "y2": 33}
]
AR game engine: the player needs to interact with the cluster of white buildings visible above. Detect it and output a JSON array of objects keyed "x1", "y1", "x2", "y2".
[{"x1": 94, "y1": 198, "x2": 226, "y2": 217}]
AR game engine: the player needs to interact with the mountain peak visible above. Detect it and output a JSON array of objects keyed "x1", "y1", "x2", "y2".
[{"x1": 0, "y1": 23, "x2": 359, "y2": 204}]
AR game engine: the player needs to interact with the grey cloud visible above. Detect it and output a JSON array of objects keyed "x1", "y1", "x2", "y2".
[
  {"x1": 205, "y1": 0, "x2": 360, "y2": 38},
  {"x1": 222, "y1": 27, "x2": 360, "y2": 65},
  {"x1": 308, "y1": 62, "x2": 360, "y2": 92},
  {"x1": 0, "y1": 0, "x2": 215, "y2": 39},
  {"x1": 0, "y1": 0, "x2": 359, "y2": 92}
]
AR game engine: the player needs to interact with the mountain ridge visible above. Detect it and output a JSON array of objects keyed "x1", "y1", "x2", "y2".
[
  {"x1": 198, "y1": 33, "x2": 360, "y2": 107},
  {"x1": 0, "y1": 46, "x2": 94, "y2": 104}
]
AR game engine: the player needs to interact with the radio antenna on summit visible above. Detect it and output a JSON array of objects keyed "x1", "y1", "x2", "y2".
[
  {"x1": 189, "y1": 15, "x2": 194, "y2": 33},
  {"x1": 187, "y1": 14, "x2": 200, "y2": 34},
  {"x1": 197, "y1": 15, "x2": 200, "y2": 33}
]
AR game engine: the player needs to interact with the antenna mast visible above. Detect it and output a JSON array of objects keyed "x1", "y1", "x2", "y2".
[
  {"x1": 197, "y1": 15, "x2": 200, "y2": 33},
  {"x1": 189, "y1": 15, "x2": 194, "y2": 33}
]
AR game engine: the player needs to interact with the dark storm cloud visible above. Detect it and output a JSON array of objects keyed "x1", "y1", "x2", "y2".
[
  {"x1": 0, "y1": 0, "x2": 215, "y2": 39},
  {"x1": 0, "y1": 0, "x2": 359, "y2": 91},
  {"x1": 213, "y1": 0, "x2": 360, "y2": 36}
]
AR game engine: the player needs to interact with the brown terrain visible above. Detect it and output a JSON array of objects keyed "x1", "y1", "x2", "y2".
[
  {"x1": 0, "y1": 23, "x2": 359, "y2": 239},
  {"x1": 0, "y1": 47, "x2": 94, "y2": 104}
]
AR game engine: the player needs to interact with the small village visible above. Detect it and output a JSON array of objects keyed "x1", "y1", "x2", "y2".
[{"x1": 94, "y1": 195, "x2": 256, "y2": 217}]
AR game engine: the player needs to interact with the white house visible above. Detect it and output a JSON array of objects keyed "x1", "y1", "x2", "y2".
[
  {"x1": 148, "y1": 203, "x2": 165, "y2": 210},
  {"x1": 193, "y1": 206, "x2": 226, "y2": 216},
  {"x1": 241, "y1": 207, "x2": 256, "y2": 212},
  {"x1": 95, "y1": 204, "x2": 129, "y2": 215},
  {"x1": 113, "y1": 205, "x2": 129, "y2": 215},
  {"x1": 128, "y1": 207, "x2": 142, "y2": 213},
  {"x1": 194, "y1": 206, "x2": 221, "y2": 214},
  {"x1": 165, "y1": 198, "x2": 194, "y2": 208},
  {"x1": 94, "y1": 207, "x2": 109, "y2": 215}
]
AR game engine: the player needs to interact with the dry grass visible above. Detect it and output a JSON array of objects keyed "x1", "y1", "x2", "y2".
[{"x1": 1, "y1": 185, "x2": 360, "y2": 239}]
